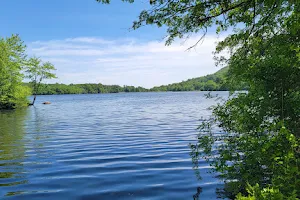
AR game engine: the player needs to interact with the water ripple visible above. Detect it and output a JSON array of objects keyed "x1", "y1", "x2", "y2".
[{"x1": 0, "y1": 92, "x2": 227, "y2": 199}]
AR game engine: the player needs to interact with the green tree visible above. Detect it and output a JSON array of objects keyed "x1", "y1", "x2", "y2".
[
  {"x1": 150, "y1": 67, "x2": 228, "y2": 92},
  {"x1": 0, "y1": 35, "x2": 31, "y2": 109},
  {"x1": 204, "y1": 80, "x2": 217, "y2": 91},
  {"x1": 97, "y1": 0, "x2": 300, "y2": 198},
  {"x1": 25, "y1": 57, "x2": 56, "y2": 106}
]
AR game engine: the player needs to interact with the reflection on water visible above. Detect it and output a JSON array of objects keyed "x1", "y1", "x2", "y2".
[
  {"x1": 0, "y1": 109, "x2": 28, "y2": 188},
  {"x1": 0, "y1": 108, "x2": 54, "y2": 197},
  {"x1": 193, "y1": 186, "x2": 203, "y2": 200},
  {"x1": 0, "y1": 92, "x2": 226, "y2": 199}
]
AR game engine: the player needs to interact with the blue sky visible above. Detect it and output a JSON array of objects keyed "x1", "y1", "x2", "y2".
[{"x1": 1, "y1": 0, "x2": 225, "y2": 88}]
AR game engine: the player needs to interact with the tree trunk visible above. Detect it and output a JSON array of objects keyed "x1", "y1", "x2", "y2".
[
  {"x1": 29, "y1": 95, "x2": 37, "y2": 106},
  {"x1": 32, "y1": 95, "x2": 37, "y2": 106},
  {"x1": 29, "y1": 82, "x2": 38, "y2": 106}
]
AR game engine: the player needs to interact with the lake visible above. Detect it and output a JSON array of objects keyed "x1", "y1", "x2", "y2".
[{"x1": 0, "y1": 92, "x2": 226, "y2": 199}]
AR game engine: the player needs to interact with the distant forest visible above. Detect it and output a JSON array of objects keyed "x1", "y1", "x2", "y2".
[
  {"x1": 25, "y1": 67, "x2": 232, "y2": 95},
  {"x1": 151, "y1": 67, "x2": 229, "y2": 92}
]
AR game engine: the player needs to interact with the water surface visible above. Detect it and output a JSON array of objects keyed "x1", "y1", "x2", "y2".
[{"x1": 0, "y1": 92, "x2": 226, "y2": 199}]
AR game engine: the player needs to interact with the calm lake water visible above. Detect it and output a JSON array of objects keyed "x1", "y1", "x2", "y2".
[{"x1": 0, "y1": 92, "x2": 227, "y2": 199}]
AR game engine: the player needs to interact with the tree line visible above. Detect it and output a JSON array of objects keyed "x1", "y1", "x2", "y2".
[
  {"x1": 151, "y1": 67, "x2": 236, "y2": 91},
  {"x1": 23, "y1": 83, "x2": 148, "y2": 95},
  {"x1": 25, "y1": 67, "x2": 232, "y2": 95}
]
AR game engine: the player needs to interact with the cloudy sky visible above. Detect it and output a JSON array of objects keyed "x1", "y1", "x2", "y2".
[{"x1": 1, "y1": 0, "x2": 226, "y2": 88}]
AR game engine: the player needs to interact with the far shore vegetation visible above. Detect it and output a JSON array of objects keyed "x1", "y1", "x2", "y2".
[{"x1": 23, "y1": 66, "x2": 233, "y2": 95}]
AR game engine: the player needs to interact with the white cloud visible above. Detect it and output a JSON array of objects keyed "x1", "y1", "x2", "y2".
[
  {"x1": 27, "y1": 35, "x2": 225, "y2": 88},
  {"x1": 65, "y1": 37, "x2": 115, "y2": 44}
]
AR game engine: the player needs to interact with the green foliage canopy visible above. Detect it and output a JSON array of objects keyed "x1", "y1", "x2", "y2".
[
  {"x1": 25, "y1": 57, "x2": 56, "y2": 105},
  {"x1": 0, "y1": 35, "x2": 57, "y2": 109},
  {"x1": 151, "y1": 67, "x2": 233, "y2": 91},
  {"x1": 97, "y1": 0, "x2": 295, "y2": 46},
  {"x1": 25, "y1": 67, "x2": 231, "y2": 94},
  {"x1": 0, "y1": 35, "x2": 31, "y2": 109},
  {"x1": 23, "y1": 83, "x2": 148, "y2": 95}
]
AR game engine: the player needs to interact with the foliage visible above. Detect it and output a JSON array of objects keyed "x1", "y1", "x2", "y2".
[
  {"x1": 25, "y1": 57, "x2": 56, "y2": 105},
  {"x1": 236, "y1": 183, "x2": 298, "y2": 200},
  {"x1": 24, "y1": 67, "x2": 232, "y2": 95},
  {"x1": 23, "y1": 83, "x2": 148, "y2": 95},
  {"x1": 151, "y1": 67, "x2": 236, "y2": 92},
  {"x1": 192, "y1": 119, "x2": 299, "y2": 198},
  {"x1": 97, "y1": 0, "x2": 294, "y2": 46},
  {"x1": 0, "y1": 35, "x2": 57, "y2": 109},
  {"x1": 189, "y1": 1, "x2": 300, "y2": 198},
  {"x1": 0, "y1": 35, "x2": 31, "y2": 109},
  {"x1": 97, "y1": 0, "x2": 300, "y2": 199}
]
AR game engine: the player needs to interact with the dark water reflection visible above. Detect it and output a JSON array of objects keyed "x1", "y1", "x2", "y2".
[
  {"x1": 0, "y1": 109, "x2": 29, "y2": 198},
  {"x1": 0, "y1": 92, "x2": 226, "y2": 199}
]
